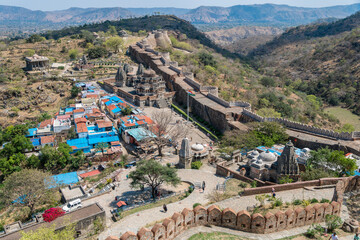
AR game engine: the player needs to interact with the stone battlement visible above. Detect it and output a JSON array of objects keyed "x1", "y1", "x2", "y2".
[
  {"x1": 109, "y1": 202, "x2": 341, "y2": 240},
  {"x1": 129, "y1": 32, "x2": 360, "y2": 141}
]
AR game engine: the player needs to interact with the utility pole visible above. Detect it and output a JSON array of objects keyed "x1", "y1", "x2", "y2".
[{"x1": 187, "y1": 91, "x2": 189, "y2": 123}]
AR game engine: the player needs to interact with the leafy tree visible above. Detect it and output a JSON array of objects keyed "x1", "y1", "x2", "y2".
[
  {"x1": 107, "y1": 26, "x2": 118, "y2": 36},
  {"x1": 279, "y1": 175, "x2": 294, "y2": 184},
  {"x1": 26, "y1": 34, "x2": 45, "y2": 43},
  {"x1": 70, "y1": 86, "x2": 81, "y2": 98},
  {"x1": 197, "y1": 51, "x2": 217, "y2": 68},
  {"x1": 191, "y1": 161, "x2": 202, "y2": 169},
  {"x1": 80, "y1": 30, "x2": 95, "y2": 43},
  {"x1": 308, "y1": 148, "x2": 357, "y2": 176},
  {"x1": 26, "y1": 155, "x2": 41, "y2": 169},
  {"x1": 121, "y1": 105, "x2": 132, "y2": 116},
  {"x1": 257, "y1": 108, "x2": 281, "y2": 118},
  {"x1": 300, "y1": 167, "x2": 335, "y2": 181},
  {"x1": 24, "y1": 49, "x2": 35, "y2": 57},
  {"x1": 69, "y1": 151, "x2": 86, "y2": 170},
  {"x1": 260, "y1": 77, "x2": 276, "y2": 87},
  {"x1": 67, "y1": 126, "x2": 77, "y2": 139},
  {"x1": 68, "y1": 49, "x2": 79, "y2": 60},
  {"x1": 20, "y1": 224, "x2": 75, "y2": 240},
  {"x1": 0, "y1": 153, "x2": 24, "y2": 176},
  {"x1": 129, "y1": 159, "x2": 181, "y2": 199},
  {"x1": 1, "y1": 125, "x2": 30, "y2": 144},
  {"x1": 105, "y1": 37, "x2": 124, "y2": 53},
  {"x1": 338, "y1": 123, "x2": 355, "y2": 133},
  {"x1": 38, "y1": 112, "x2": 52, "y2": 123},
  {"x1": 87, "y1": 46, "x2": 108, "y2": 59},
  {"x1": 250, "y1": 122, "x2": 288, "y2": 147},
  {"x1": 1, "y1": 169, "x2": 57, "y2": 219},
  {"x1": 325, "y1": 214, "x2": 343, "y2": 233},
  {"x1": 39, "y1": 143, "x2": 72, "y2": 170},
  {"x1": 1, "y1": 135, "x2": 32, "y2": 158},
  {"x1": 95, "y1": 142, "x2": 109, "y2": 157}
]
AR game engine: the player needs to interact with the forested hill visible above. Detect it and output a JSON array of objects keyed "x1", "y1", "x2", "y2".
[
  {"x1": 43, "y1": 15, "x2": 239, "y2": 59},
  {"x1": 249, "y1": 10, "x2": 360, "y2": 115},
  {"x1": 250, "y1": 11, "x2": 360, "y2": 56}
]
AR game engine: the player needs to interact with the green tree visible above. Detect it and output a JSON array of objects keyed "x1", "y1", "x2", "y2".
[
  {"x1": 71, "y1": 86, "x2": 81, "y2": 98},
  {"x1": 107, "y1": 26, "x2": 118, "y2": 36},
  {"x1": 26, "y1": 155, "x2": 41, "y2": 169},
  {"x1": 67, "y1": 126, "x2": 77, "y2": 139},
  {"x1": 1, "y1": 135, "x2": 32, "y2": 158},
  {"x1": 1, "y1": 169, "x2": 57, "y2": 219},
  {"x1": 24, "y1": 49, "x2": 35, "y2": 57},
  {"x1": 325, "y1": 214, "x2": 343, "y2": 233},
  {"x1": 0, "y1": 153, "x2": 25, "y2": 176},
  {"x1": 1, "y1": 125, "x2": 30, "y2": 143},
  {"x1": 26, "y1": 34, "x2": 45, "y2": 43},
  {"x1": 338, "y1": 123, "x2": 355, "y2": 133},
  {"x1": 250, "y1": 122, "x2": 288, "y2": 147},
  {"x1": 68, "y1": 49, "x2": 79, "y2": 60},
  {"x1": 38, "y1": 112, "x2": 52, "y2": 123},
  {"x1": 105, "y1": 37, "x2": 124, "y2": 53},
  {"x1": 257, "y1": 108, "x2": 281, "y2": 118},
  {"x1": 260, "y1": 77, "x2": 276, "y2": 87},
  {"x1": 80, "y1": 30, "x2": 95, "y2": 43},
  {"x1": 197, "y1": 51, "x2": 217, "y2": 68},
  {"x1": 95, "y1": 142, "x2": 109, "y2": 157},
  {"x1": 121, "y1": 105, "x2": 132, "y2": 116},
  {"x1": 20, "y1": 223, "x2": 75, "y2": 240},
  {"x1": 87, "y1": 46, "x2": 108, "y2": 59},
  {"x1": 308, "y1": 148, "x2": 357, "y2": 176},
  {"x1": 129, "y1": 159, "x2": 181, "y2": 199},
  {"x1": 39, "y1": 143, "x2": 72, "y2": 170}
]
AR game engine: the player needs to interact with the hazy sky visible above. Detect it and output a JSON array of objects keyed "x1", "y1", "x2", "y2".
[{"x1": 1, "y1": 0, "x2": 360, "y2": 11}]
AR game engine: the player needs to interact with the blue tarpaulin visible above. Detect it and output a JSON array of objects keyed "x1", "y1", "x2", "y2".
[
  {"x1": 127, "y1": 128, "x2": 156, "y2": 142},
  {"x1": 27, "y1": 128, "x2": 37, "y2": 137},
  {"x1": 30, "y1": 138, "x2": 41, "y2": 147},
  {"x1": 52, "y1": 172, "x2": 79, "y2": 186}
]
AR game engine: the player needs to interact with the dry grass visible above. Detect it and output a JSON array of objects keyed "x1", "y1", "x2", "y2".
[{"x1": 324, "y1": 107, "x2": 360, "y2": 131}]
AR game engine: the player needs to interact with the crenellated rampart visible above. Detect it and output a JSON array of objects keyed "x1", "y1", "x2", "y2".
[{"x1": 128, "y1": 31, "x2": 360, "y2": 141}]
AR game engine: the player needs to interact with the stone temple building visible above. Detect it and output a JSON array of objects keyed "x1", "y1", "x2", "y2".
[
  {"x1": 276, "y1": 140, "x2": 300, "y2": 181},
  {"x1": 25, "y1": 54, "x2": 49, "y2": 71},
  {"x1": 247, "y1": 140, "x2": 300, "y2": 183},
  {"x1": 113, "y1": 63, "x2": 174, "y2": 108},
  {"x1": 178, "y1": 138, "x2": 209, "y2": 169}
]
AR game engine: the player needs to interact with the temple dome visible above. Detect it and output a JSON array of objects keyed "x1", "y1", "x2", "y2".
[
  {"x1": 259, "y1": 150, "x2": 277, "y2": 162},
  {"x1": 251, "y1": 150, "x2": 259, "y2": 157},
  {"x1": 191, "y1": 143, "x2": 204, "y2": 152}
]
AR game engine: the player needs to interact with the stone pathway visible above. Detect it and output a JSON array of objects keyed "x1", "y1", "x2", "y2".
[{"x1": 98, "y1": 169, "x2": 225, "y2": 239}]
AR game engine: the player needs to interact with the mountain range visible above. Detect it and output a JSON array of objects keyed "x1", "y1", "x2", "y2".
[{"x1": 1, "y1": 3, "x2": 360, "y2": 35}]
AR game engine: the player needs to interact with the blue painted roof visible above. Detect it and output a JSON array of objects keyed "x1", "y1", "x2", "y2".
[
  {"x1": 88, "y1": 135, "x2": 120, "y2": 145},
  {"x1": 27, "y1": 128, "x2": 37, "y2": 137},
  {"x1": 104, "y1": 101, "x2": 112, "y2": 106},
  {"x1": 109, "y1": 96, "x2": 121, "y2": 102},
  {"x1": 30, "y1": 138, "x2": 41, "y2": 147},
  {"x1": 127, "y1": 128, "x2": 156, "y2": 142},
  {"x1": 112, "y1": 108, "x2": 121, "y2": 113},
  {"x1": 65, "y1": 107, "x2": 75, "y2": 113},
  {"x1": 52, "y1": 172, "x2": 79, "y2": 186},
  {"x1": 67, "y1": 138, "x2": 90, "y2": 150}
]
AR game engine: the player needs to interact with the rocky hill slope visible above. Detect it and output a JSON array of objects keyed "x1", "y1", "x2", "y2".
[{"x1": 250, "y1": 11, "x2": 360, "y2": 115}]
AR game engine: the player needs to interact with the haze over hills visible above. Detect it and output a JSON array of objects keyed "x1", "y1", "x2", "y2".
[{"x1": 1, "y1": 3, "x2": 360, "y2": 36}]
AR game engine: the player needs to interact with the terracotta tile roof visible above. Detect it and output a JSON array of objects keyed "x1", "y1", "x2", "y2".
[
  {"x1": 101, "y1": 99, "x2": 109, "y2": 103},
  {"x1": 39, "y1": 119, "x2": 53, "y2": 128},
  {"x1": 96, "y1": 120, "x2": 113, "y2": 129},
  {"x1": 125, "y1": 123, "x2": 135, "y2": 127},
  {"x1": 93, "y1": 108, "x2": 101, "y2": 114},
  {"x1": 111, "y1": 141, "x2": 120, "y2": 146},
  {"x1": 41, "y1": 135, "x2": 55, "y2": 144},
  {"x1": 79, "y1": 170, "x2": 101, "y2": 178},
  {"x1": 140, "y1": 116, "x2": 153, "y2": 124},
  {"x1": 74, "y1": 117, "x2": 87, "y2": 124},
  {"x1": 107, "y1": 104, "x2": 118, "y2": 111},
  {"x1": 73, "y1": 108, "x2": 85, "y2": 113},
  {"x1": 76, "y1": 123, "x2": 88, "y2": 133},
  {"x1": 86, "y1": 94, "x2": 99, "y2": 99},
  {"x1": 137, "y1": 120, "x2": 145, "y2": 125},
  {"x1": 57, "y1": 114, "x2": 71, "y2": 120},
  {"x1": 116, "y1": 201, "x2": 127, "y2": 208}
]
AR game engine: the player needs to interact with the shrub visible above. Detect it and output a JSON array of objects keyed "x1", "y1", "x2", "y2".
[
  {"x1": 306, "y1": 225, "x2": 317, "y2": 238},
  {"x1": 239, "y1": 182, "x2": 247, "y2": 188},
  {"x1": 250, "y1": 181, "x2": 257, "y2": 188},
  {"x1": 188, "y1": 186, "x2": 194, "y2": 193},
  {"x1": 293, "y1": 199, "x2": 302, "y2": 205},
  {"x1": 260, "y1": 76, "x2": 276, "y2": 87},
  {"x1": 191, "y1": 161, "x2": 202, "y2": 169},
  {"x1": 325, "y1": 214, "x2": 343, "y2": 233},
  {"x1": 272, "y1": 198, "x2": 283, "y2": 208},
  {"x1": 106, "y1": 178, "x2": 112, "y2": 184},
  {"x1": 310, "y1": 198, "x2": 319, "y2": 203},
  {"x1": 193, "y1": 203, "x2": 201, "y2": 209},
  {"x1": 42, "y1": 208, "x2": 65, "y2": 222},
  {"x1": 68, "y1": 49, "x2": 79, "y2": 60},
  {"x1": 320, "y1": 198, "x2": 330, "y2": 203},
  {"x1": 302, "y1": 199, "x2": 311, "y2": 207}
]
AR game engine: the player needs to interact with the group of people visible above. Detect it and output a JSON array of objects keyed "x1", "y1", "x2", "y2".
[{"x1": 329, "y1": 232, "x2": 359, "y2": 240}]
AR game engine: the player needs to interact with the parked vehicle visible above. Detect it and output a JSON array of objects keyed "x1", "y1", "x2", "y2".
[{"x1": 62, "y1": 198, "x2": 82, "y2": 212}]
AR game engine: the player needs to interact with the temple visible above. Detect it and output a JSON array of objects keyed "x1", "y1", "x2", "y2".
[{"x1": 25, "y1": 54, "x2": 49, "y2": 71}]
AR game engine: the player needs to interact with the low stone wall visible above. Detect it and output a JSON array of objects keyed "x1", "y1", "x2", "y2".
[
  {"x1": 216, "y1": 164, "x2": 266, "y2": 186},
  {"x1": 111, "y1": 202, "x2": 341, "y2": 240}
]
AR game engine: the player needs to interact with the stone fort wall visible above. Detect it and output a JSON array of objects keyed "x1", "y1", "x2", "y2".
[
  {"x1": 110, "y1": 202, "x2": 341, "y2": 240},
  {"x1": 128, "y1": 31, "x2": 360, "y2": 141}
]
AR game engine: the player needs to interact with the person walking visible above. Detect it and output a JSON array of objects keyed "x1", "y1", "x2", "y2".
[
  {"x1": 272, "y1": 187, "x2": 276, "y2": 198},
  {"x1": 163, "y1": 204, "x2": 167, "y2": 213},
  {"x1": 354, "y1": 233, "x2": 359, "y2": 240},
  {"x1": 329, "y1": 232, "x2": 338, "y2": 240},
  {"x1": 202, "y1": 181, "x2": 206, "y2": 192}
]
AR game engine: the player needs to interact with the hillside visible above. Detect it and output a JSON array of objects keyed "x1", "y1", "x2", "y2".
[
  {"x1": 1, "y1": 3, "x2": 360, "y2": 36},
  {"x1": 250, "y1": 10, "x2": 360, "y2": 117},
  {"x1": 206, "y1": 26, "x2": 283, "y2": 55}
]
